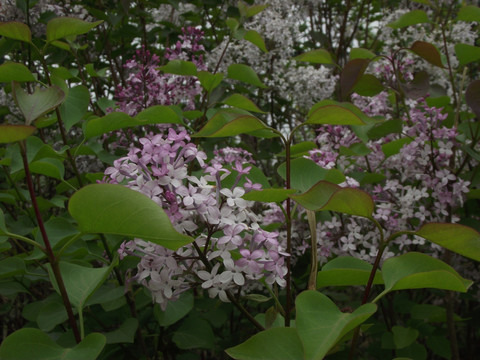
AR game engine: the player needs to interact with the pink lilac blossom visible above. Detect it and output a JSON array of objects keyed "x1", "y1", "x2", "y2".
[{"x1": 106, "y1": 129, "x2": 287, "y2": 309}]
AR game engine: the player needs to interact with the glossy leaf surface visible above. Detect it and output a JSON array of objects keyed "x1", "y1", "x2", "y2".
[
  {"x1": 0, "y1": 62, "x2": 35, "y2": 82},
  {"x1": 306, "y1": 100, "x2": 367, "y2": 125},
  {"x1": 0, "y1": 21, "x2": 32, "y2": 43}
]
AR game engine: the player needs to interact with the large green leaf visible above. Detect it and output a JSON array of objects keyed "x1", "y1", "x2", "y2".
[
  {"x1": 294, "y1": 49, "x2": 333, "y2": 64},
  {"x1": 12, "y1": 83, "x2": 65, "y2": 125},
  {"x1": 0, "y1": 22, "x2": 32, "y2": 43},
  {"x1": 227, "y1": 64, "x2": 267, "y2": 88},
  {"x1": 46, "y1": 17, "x2": 103, "y2": 43},
  {"x1": 29, "y1": 158, "x2": 65, "y2": 180},
  {"x1": 197, "y1": 71, "x2": 223, "y2": 92},
  {"x1": 456, "y1": 5, "x2": 480, "y2": 22},
  {"x1": 455, "y1": 43, "x2": 480, "y2": 66},
  {"x1": 59, "y1": 85, "x2": 90, "y2": 130},
  {"x1": 0, "y1": 62, "x2": 35, "y2": 82},
  {"x1": 374, "y1": 252, "x2": 473, "y2": 302},
  {"x1": 317, "y1": 256, "x2": 383, "y2": 288},
  {"x1": 353, "y1": 74, "x2": 384, "y2": 97},
  {"x1": 278, "y1": 159, "x2": 339, "y2": 193},
  {"x1": 48, "y1": 260, "x2": 115, "y2": 309},
  {"x1": 0, "y1": 328, "x2": 106, "y2": 360},
  {"x1": 296, "y1": 291, "x2": 377, "y2": 360},
  {"x1": 0, "y1": 125, "x2": 36, "y2": 143},
  {"x1": 84, "y1": 106, "x2": 182, "y2": 138},
  {"x1": 193, "y1": 111, "x2": 274, "y2": 138},
  {"x1": 388, "y1": 10, "x2": 431, "y2": 29},
  {"x1": 392, "y1": 326, "x2": 419, "y2": 349},
  {"x1": 0, "y1": 257, "x2": 26, "y2": 279},
  {"x1": 415, "y1": 223, "x2": 480, "y2": 261},
  {"x1": 290, "y1": 180, "x2": 374, "y2": 218},
  {"x1": 226, "y1": 327, "x2": 304, "y2": 360},
  {"x1": 68, "y1": 184, "x2": 193, "y2": 250},
  {"x1": 306, "y1": 100, "x2": 367, "y2": 125},
  {"x1": 340, "y1": 58, "x2": 370, "y2": 99}
]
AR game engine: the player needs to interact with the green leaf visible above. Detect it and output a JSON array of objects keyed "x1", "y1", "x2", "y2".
[
  {"x1": 0, "y1": 125, "x2": 36, "y2": 143},
  {"x1": 0, "y1": 62, "x2": 35, "y2": 82},
  {"x1": 68, "y1": 184, "x2": 193, "y2": 250},
  {"x1": 277, "y1": 159, "x2": 344, "y2": 193},
  {"x1": 160, "y1": 60, "x2": 198, "y2": 76},
  {"x1": 36, "y1": 301, "x2": 68, "y2": 332},
  {"x1": 415, "y1": 223, "x2": 480, "y2": 261},
  {"x1": 193, "y1": 111, "x2": 274, "y2": 138},
  {"x1": 29, "y1": 158, "x2": 65, "y2": 180},
  {"x1": 290, "y1": 180, "x2": 374, "y2": 218},
  {"x1": 242, "y1": 189, "x2": 297, "y2": 202},
  {"x1": 456, "y1": 5, "x2": 480, "y2": 22},
  {"x1": 289, "y1": 180, "x2": 340, "y2": 210},
  {"x1": 388, "y1": 10, "x2": 431, "y2": 29},
  {"x1": 277, "y1": 141, "x2": 317, "y2": 158},
  {"x1": 350, "y1": 48, "x2": 377, "y2": 60},
  {"x1": 226, "y1": 18, "x2": 239, "y2": 33},
  {"x1": 226, "y1": 327, "x2": 304, "y2": 360},
  {"x1": 12, "y1": 83, "x2": 65, "y2": 125},
  {"x1": 46, "y1": 17, "x2": 103, "y2": 43},
  {"x1": 0, "y1": 328, "x2": 106, "y2": 360},
  {"x1": 59, "y1": 85, "x2": 90, "y2": 131},
  {"x1": 172, "y1": 317, "x2": 215, "y2": 350},
  {"x1": 294, "y1": 49, "x2": 333, "y2": 64},
  {"x1": 0, "y1": 22, "x2": 32, "y2": 43},
  {"x1": 222, "y1": 93, "x2": 266, "y2": 113},
  {"x1": 465, "y1": 80, "x2": 480, "y2": 118},
  {"x1": 0, "y1": 257, "x2": 26, "y2": 278},
  {"x1": 227, "y1": 64, "x2": 267, "y2": 88},
  {"x1": 244, "y1": 30, "x2": 268, "y2": 53},
  {"x1": 197, "y1": 71, "x2": 223, "y2": 92},
  {"x1": 410, "y1": 41, "x2": 444, "y2": 68},
  {"x1": 340, "y1": 58, "x2": 370, "y2": 99},
  {"x1": 455, "y1": 43, "x2": 480, "y2": 66},
  {"x1": 105, "y1": 318, "x2": 138, "y2": 344},
  {"x1": 353, "y1": 74, "x2": 384, "y2": 97},
  {"x1": 306, "y1": 100, "x2": 367, "y2": 125},
  {"x1": 317, "y1": 256, "x2": 383, "y2": 288},
  {"x1": 245, "y1": 4, "x2": 269, "y2": 18},
  {"x1": 48, "y1": 260, "x2": 114, "y2": 309},
  {"x1": 382, "y1": 137, "x2": 412, "y2": 159},
  {"x1": 367, "y1": 119, "x2": 402, "y2": 140},
  {"x1": 296, "y1": 291, "x2": 377, "y2": 360},
  {"x1": 375, "y1": 252, "x2": 473, "y2": 301},
  {"x1": 155, "y1": 291, "x2": 194, "y2": 327},
  {"x1": 392, "y1": 326, "x2": 419, "y2": 349},
  {"x1": 84, "y1": 106, "x2": 182, "y2": 138}
]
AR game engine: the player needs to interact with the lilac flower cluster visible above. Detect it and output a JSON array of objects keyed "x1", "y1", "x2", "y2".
[
  {"x1": 105, "y1": 129, "x2": 287, "y2": 309},
  {"x1": 115, "y1": 27, "x2": 206, "y2": 116},
  {"x1": 303, "y1": 96, "x2": 470, "y2": 264}
]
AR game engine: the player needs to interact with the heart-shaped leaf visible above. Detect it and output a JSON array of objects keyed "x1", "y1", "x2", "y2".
[
  {"x1": 68, "y1": 184, "x2": 193, "y2": 250},
  {"x1": 296, "y1": 291, "x2": 377, "y2": 360},
  {"x1": 12, "y1": 83, "x2": 65, "y2": 125},
  {"x1": 415, "y1": 223, "x2": 480, "y2": 261},
  {"x1": 410, "y1": 41, "x2": 445, "y2": 68}
]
